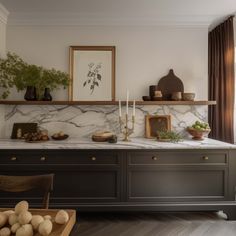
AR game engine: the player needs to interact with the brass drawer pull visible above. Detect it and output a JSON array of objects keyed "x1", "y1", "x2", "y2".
[
  {"x1": 40, "y1": 157, "x2": 46, "y2": 161},
  {"x1": 152, "y1": 156, "x2": 158, "y2": 161},
  {"x1": 91, "y1": 157, "x2": 96, "y2": 161},
  {"x1": 11, "y1": 157, "x2": 17, "y2": 161},
  {"x1": 203, "y1": 156, "x2": 209, "y2": 160}
]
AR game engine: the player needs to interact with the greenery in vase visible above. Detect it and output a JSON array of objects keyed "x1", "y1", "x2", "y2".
[
  {"x1": 157, "y1": 130, "x2": 182, "y2": 142},
  {"x1": 0, "y1": 52, "x2": 70, "y2": 100},
  {"x1": 0, "y1": 52, "x2": 26, "y2": 99}
]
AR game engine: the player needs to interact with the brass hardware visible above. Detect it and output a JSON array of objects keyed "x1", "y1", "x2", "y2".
[
  {"x1": 152, "y1": 156, "x2": 158, "y2": 161},
  {"x1": 11, "y1": 157, "x2": 17, "y2": 161},
  {"x1": 203, "y1": 156, "x2": 209, "y2": 160},
  {"x1": 91, "y1": 157, "x2": 96, "y2": 161},
  {"x1": 40, "y1": 157, "x2": 46, "y2": 161}
]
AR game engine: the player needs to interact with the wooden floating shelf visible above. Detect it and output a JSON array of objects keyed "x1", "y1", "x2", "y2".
[{"x1": 0, "y1": 100, "x2": 217, "y2": 105}]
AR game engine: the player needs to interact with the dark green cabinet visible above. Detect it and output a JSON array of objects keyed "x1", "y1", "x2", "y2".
[
  {"x1": 127, "y1": 150, "x2": 229, "y2": 202},
  {"x1": 0, "y1": 148, "x2": 236, "y2": 219}
]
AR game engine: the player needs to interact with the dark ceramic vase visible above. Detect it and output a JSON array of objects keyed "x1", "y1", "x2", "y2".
[
  {"x1": 24, "y1": 86, "x2": 37, "y2": 101},
  {"x1": 42, "y1": 88, "x2": 52, "y2": 101}
]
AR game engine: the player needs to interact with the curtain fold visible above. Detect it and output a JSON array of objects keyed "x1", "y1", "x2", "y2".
[{"x1": 208, "y1": 16, "x2": 235, "y2": 143}]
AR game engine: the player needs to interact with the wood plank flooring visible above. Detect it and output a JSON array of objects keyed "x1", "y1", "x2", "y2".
[{"x1": 70, "y1": 212, "x2": 236, "y2": 236}]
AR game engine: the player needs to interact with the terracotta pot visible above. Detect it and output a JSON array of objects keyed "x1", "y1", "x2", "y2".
[{"x1": 186, "y1": 127, "x2": 211, "y2": 140}]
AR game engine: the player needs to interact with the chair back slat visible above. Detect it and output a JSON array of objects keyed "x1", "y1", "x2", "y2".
[{"x1": 0, "y1": 174, "x2": 54, "y2": 209}]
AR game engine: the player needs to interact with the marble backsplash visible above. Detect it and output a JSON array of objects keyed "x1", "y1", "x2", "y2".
[{"x1": 2, "y1": 105, "x2": 208, "y2": 139}]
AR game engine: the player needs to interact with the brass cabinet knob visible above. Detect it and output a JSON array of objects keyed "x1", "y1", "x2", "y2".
[
  {"x1": 91, "y1": 157, "x2": 96, "y2": 161},
  {"x1": 11, "y1": 157, "x2": 17, "y2": 161},
  {"x1": 152, "y1": 156, "x2": 158, "y2": 161},
  {"x1": 40, "y1": 157, "x2": 46, "y2": 161},
  {"x1": 203, "y1": 156, "x2": 209, "y2": 160}
]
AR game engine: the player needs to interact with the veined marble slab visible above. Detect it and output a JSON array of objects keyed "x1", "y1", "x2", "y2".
[
  {"x1": 0, "y1": 138, "x2": 235, "y2": 150},
  {"x1": 3, "y1": 105, "x2": 207, "y2": 139}
]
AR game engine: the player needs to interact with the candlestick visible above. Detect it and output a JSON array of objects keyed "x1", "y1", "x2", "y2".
[
  {"x1": 126, "y1": 90, "x2": 129, "y2": 115},
  {"x1": 133, "y1": 100, "x2": 135, "y2": 116},
  {"x1": 119, "y1": 100, "x2": 122, "y2": 117},
  {"x1": 119, "y1": 113, "x2": 135, "y2": 142}
]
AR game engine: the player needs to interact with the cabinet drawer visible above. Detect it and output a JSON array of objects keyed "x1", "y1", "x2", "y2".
[
  {"x1": 0, "y1": 151, "x2": 44, "y2": 164},
  {"x1": 0, "y1": 150, "x2": 120, "y2": 165},
  {"x1": 42, "y1": 151, "x2": 119, "y2": 165},
  {"x1": 128, "y1": 151, "x2": 228, "y2": 165},
  {"x1": 127, "y1": 168, "x2": 227, "y2": 201}
]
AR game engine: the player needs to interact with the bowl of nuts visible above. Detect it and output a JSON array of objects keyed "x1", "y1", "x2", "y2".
[{"x1": 24, "y1": 130, "x2": 49, "y2": 142}]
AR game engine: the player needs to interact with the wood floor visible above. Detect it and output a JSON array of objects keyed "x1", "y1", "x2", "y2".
[{"x1": 70, "y1": 212, "x2": 236, "y2": 236}]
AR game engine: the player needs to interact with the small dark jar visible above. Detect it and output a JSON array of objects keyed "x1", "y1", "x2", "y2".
[{"x1": 42, "y1": 88, "x2": 52, "y2": 101}]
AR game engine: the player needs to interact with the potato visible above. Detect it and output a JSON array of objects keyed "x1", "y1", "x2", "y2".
[
  {"x1": 55, "y1": 210, "x2": 69, "y2": 224},
  {"x1": 18, "y1": 210, "x2": 32, "y2": 225},
  {"x1": 3, "y1": 210, "x2": 14, "y2": 217},
  {"x1": 31, "y1": 215, "x2": 44, "y2": 230},
  {"x1": 16, "y1": 224, "x2": 33, "y2": 236},
  {"x1": 8, "y1": 213, "x2": 18, "y2": 225},
  {"x1": 0, "y1": 212, "x2": 7, "y2": 227},
  {"x1": 0, "y1": 227, "x2": 10, "y2": 236},
  {"x1": 15, "y1": 201, "x2": 29, "y2": 215},
  {"x1": 11, "y1": 222, "x2": 21, "y2": 234},
  {"x1": 38, "y1": 220, "x2": 53, "y2": 236},
  {"x1": 43, "y1": 215, "x2": 52, "y2": 221}
]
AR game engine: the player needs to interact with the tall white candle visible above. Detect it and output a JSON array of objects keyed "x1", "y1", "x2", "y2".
[
  {"x1": 133, "y1": 100, "x2": 135, "y2": 116},
  {"x1": 119, "y1": 100, "x2": 122, "y2": 117},
  {"x1": 126, "y1": 90, "x2": 129, "y2": 115}
]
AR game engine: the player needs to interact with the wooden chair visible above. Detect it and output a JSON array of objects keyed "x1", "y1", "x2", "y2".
[{"x1": 0, "y1": 174, "x2": 54, "y2": 209}]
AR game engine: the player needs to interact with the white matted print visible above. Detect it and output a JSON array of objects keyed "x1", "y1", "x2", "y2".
[{"x1": 69, "y1": 46, "x2": 115, "y2": 101}]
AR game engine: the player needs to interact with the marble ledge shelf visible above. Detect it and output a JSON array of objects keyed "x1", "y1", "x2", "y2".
[{"x1": 0, "y1": 100, "x2": 217, "y2": 105}]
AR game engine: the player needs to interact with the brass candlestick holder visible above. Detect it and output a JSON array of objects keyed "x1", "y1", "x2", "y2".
[{"x1": 119, "y1": 114, "x2": 135, "y2": 141}]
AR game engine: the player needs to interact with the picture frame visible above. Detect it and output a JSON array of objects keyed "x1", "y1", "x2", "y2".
[
  {"x1": 11, "y1": 123, "x2": 38, "y2": 139},
  {"x1": 145, "y1": 115, "x2": 171, "y2": 139},
  {"x1": 69, "y1": 46, "x2": 115, "y2": 102}
]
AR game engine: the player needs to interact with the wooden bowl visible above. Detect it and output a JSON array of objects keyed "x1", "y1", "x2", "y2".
[
  {"x1": 182, "y1": 93, "x2": 195, "y2": 101},
  {"x1": 51, "y1": 134, "x2": 69, "y2": 140},
  {"x1": 186, "y1": 127, "x2": 211, "y2": 140},
  {"x1": 92, "y1": 131, "x2": 114, "y2": 142}
]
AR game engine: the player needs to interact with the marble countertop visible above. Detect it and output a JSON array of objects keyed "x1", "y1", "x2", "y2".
[{"x1": 0, "y1": 138, "x2": 235, "y2": 150}]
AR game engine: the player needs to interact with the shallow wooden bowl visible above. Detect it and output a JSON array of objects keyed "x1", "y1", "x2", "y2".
[{"x1": 51, "y1": 134, "x2": 69, "y2": 140}]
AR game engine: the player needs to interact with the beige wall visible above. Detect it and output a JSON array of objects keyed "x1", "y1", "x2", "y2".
[
  {"x1": 0, "y1": 17, "x2": 6, "y2": 137},
  {"x1": 6, "y1": 25, "x2": 208, "y2": 101},
  {"x1": 0, "y1": 21, "x2": 6, "y2": 58}
]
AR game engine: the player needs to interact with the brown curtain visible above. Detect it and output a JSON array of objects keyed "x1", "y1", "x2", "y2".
[{"x1": 208, "y1": 16, "x2": 235, "y2": 143}]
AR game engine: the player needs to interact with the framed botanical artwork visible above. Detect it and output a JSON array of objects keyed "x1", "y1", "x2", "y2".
[
  {"x1": 145, "y1": 115, "x2": 171, "y2": 138},
  {"x1": 69, "y1": 46, "x2": 115, "y2": 101}
]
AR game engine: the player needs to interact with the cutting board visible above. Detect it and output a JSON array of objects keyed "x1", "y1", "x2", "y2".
[
  {"x1": 0, "y1": 208, "x2": 76, "y2": 236},
  {"x1": 157, "y1": 69, "x2": 184, "y2": 100}
]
